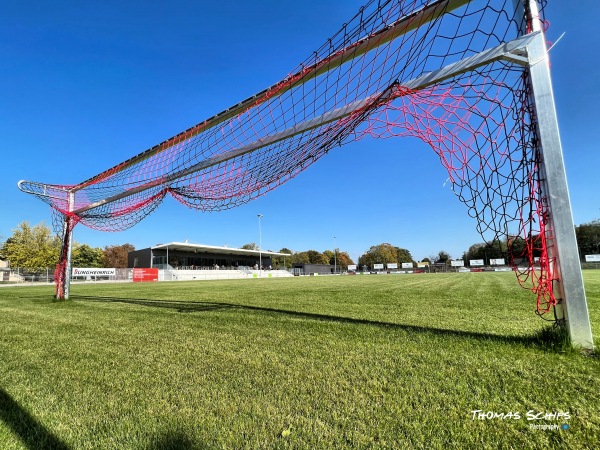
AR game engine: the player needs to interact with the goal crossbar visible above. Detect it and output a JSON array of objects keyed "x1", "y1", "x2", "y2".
[
  {"x1": 19, "y1": 32, "x2": 537, "y2": 215},
  {"x1": 54, "y1": 0, "x2": 472, "y2": 192}
]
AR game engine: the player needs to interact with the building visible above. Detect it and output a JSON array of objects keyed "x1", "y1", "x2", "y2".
[
  {"x1": 291, "y1": 263, "x2": 336, "y2": 276},
  {"x1": 128, "y1": 242, "x2": 290, "y2": 270}
]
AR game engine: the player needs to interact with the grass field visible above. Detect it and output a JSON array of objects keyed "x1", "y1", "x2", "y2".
[{"x1": 0, "y1": 271, "x2": 599, "y2": 449}]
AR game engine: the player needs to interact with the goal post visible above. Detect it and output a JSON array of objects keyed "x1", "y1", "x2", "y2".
[
  {"x1": 17, "y1": 0, "x2": 593, "y2": 349},
  {"x1": 521, "y1": 0, "x2": 593, "y2": 348}
]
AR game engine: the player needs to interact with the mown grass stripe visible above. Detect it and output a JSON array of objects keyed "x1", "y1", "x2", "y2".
[{"x1": 0, "y1": 272, "x2": 598, "y2": 448}]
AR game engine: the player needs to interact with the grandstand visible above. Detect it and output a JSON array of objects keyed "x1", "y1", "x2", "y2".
[{"x1": 128, "y1": 242, "x2": 290, "y2": 271}]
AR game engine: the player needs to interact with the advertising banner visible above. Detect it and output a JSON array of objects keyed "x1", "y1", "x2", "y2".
[
  {"x1": 469, "y1": 259, "x2": 484, "y2": 266},
  {"x1": 450, "y1": 260, "x2": 464, "y2": 267},
  {"x1": 133, "y1": 268, "x2": 159, "y2": 282},
  {"x1": 490, "y1": 258, "x2": 505, "y2": 266},
  {"x1": 387, "y1": 263, "x2": 398, "y2": 269},
  {"x1": 401, "y1": 262, "x2": 413, "y2": 269},
  {"x1": 373, "y1": 263, "x2": 384, "y2": 270},
  {"x1": 585, "y1": 254, "x2": 600, "y2": 262},
  {"x1": 72, "y1": 268, "x2": 116, "y2": 277}
]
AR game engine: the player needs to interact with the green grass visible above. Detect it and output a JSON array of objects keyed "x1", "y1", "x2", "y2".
[{"x1": 0, "y1": 272, "x2": 599, "y2": 449}]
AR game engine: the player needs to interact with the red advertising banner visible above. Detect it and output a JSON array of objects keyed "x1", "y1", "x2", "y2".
[{"x1": 133, "y1": 268, "x2": 159, "y2": 282}]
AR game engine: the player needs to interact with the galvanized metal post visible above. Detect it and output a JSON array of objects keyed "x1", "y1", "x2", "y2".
[
  {"x1": 58, "y1": 191, "x2": 75, "y2": 300},
  {"x1": 258, "y1": 214, "x2": 263, "y2": 274},
  {"x1": 523, "y1": 0, "x2": 594, "y2": 349}
]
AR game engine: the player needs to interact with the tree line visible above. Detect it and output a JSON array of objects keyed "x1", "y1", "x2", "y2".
[
  {"x1": 358, "y1": 243, "x2": 414, "y2": 268},
  {"x1": 0, "y1": 221, "x2": 134, "y2": 269},
  {"x1": 241, "y1": 243, "x2": 355, "y2": 270},
  {"x1": 3, "y1": 218, "x2": 598, "y2": 270},
  {"x1": 344, "y1": 218, "x2": 600, "y2": 269},
  {"x1": 461, "y1": 219, "x2": 600, "y2": 264}
]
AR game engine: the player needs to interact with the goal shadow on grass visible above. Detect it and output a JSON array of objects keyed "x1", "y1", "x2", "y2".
[
  {"x1": 73, "y1": 295, "x2": 568, "y2": 351},
  {"x1": 0, "y1": 388, "x2": 69, "y2": 450},
  {"x1": 0, "y1": 387, "x2": 210, "y2": 449}
]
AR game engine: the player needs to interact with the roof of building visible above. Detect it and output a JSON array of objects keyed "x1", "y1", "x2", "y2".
[{"x1": 149, "y1": 242, "x2": 290, "y2": 258}]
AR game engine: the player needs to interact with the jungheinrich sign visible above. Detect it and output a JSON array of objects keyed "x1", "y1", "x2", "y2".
[{"x1": 72, "y1": 268, "x2": 116, "y2": 276}]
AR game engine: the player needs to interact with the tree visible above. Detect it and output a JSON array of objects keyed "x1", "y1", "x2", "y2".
[
  {"x1": 358, "y1": 243, "x2": 398, "y2": 268},
  {"x1": 505, "y1": 234, "x2": 542, "y2": 264},
  {"x1": 306, "y1": 250, "x2": 329, "y2": 265},
  {"x1": 0, "y1": 221, "x2": 61, "y2": 268},
  {"x1": 395, "y1": 247, "x2": 414, "y2": 265},
  {"x1": 323, "y1": 250, "x2": 335, "y2": 264},
  {"x1": 272, "y1": 248, "x2": 293, "y2": 269},
  {"x1": 290, "y1": 251, "x2": 310, "y2": 265},
  {"x1": 322, "y1": 249, "x2": 355, "y2": 270},
  {"x1": 463, "y1": 240, "x2": 507, "y2": 265},
  {"x1": 576, "y1": 219, "x2": 600, "y2": 256},
  {"x1": 435, "y1": 250, "x2": 451, "y2": 265},
  {"x1": 241, "y1": 242, "x2": 258, "y2": 250},
  {"x1": 72, "y1": 244, "x2": 104, "y2": 268},
  {"x1": 103, "y1": 244, "x2": 135, "y2": 268},
  {"x1": 335, "y1": 251, "x2": 354, "y2": 270},
  {"x1": 464, "y1": 243, "x2": 486, "y2": 262}
]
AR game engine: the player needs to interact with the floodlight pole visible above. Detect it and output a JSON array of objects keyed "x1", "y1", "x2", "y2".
[
  {"x1": 521, "y1": 0, "x2": 594, "y2": 350},
  {"x1": 258, "y1": 214, "x2": 263, "y2": 274},
  {"x1": 334, "y1": 236, "x2": 337, "y2": 274}
]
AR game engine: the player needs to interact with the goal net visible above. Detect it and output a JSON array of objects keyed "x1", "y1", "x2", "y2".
[{"x1": 18, "y1": 0, "x2": 592, "y2": 345}]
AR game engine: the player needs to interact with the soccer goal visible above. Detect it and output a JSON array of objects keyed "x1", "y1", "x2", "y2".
[{"x1": 18, "y1": 0, "x2": 593, "y2": 349}]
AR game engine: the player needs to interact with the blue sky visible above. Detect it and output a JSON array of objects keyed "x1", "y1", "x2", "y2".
[{"x1": 1, "y1": 1, "x2": 599, "y2": 264}]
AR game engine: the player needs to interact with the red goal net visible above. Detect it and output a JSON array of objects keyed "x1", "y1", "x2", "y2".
[{"x1": 20, "y1": 0, "x2": 559, "y2": 316}]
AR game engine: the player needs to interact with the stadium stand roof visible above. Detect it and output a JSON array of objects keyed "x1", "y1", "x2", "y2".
[{"x1": 150, "y1": 242, "x2": 290, "y2": 258}]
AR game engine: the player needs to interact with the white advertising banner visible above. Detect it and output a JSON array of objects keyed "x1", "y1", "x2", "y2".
[
  {"x1": 470, "y1": 259, "x2": 484, "y2": 266},
  {"x1": 585, "y1": 254, "x2": 600, "y2": 262},
  {"x1": 387, "y1": 263, "x2": 398, "y2": 269},
  {"x1": 450, "y1": 260, "x2": 464, "y2": 267},
  {"x1": 490, "y1": 258, "x2": 505, "y2": 266},
  {"x1": 72, "y1": 268, "x2": 116, "y2": 277},
  {"x1": 401, "y1": 262, "x2": 413, "y2": 269},
  {"x1": 347, "y1": 264, "x2": 357, "y2": 271},
  {"x1": 373, "y1": 263, "x2": 384, "y2": 270}
]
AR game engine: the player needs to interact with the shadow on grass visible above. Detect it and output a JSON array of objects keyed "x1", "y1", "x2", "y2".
[
  {"x1": 73, "y1": 295, "x2": 574, "y2": 352},
  {"x1": 0, "y1": 388, "x2": 69, "y2": 449},
  {"x1": 530, "y1": 324, "x2": 592, "y2": 355},
  {"x1": 73, "y1": 296, "x2": 230, "y2": 313},
  {"x1": 148, "y1": 429, "x2": 210, "y2": 450},
  {"x1": 147, "y1": 430, "x2": 211, "y2": 450}
]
